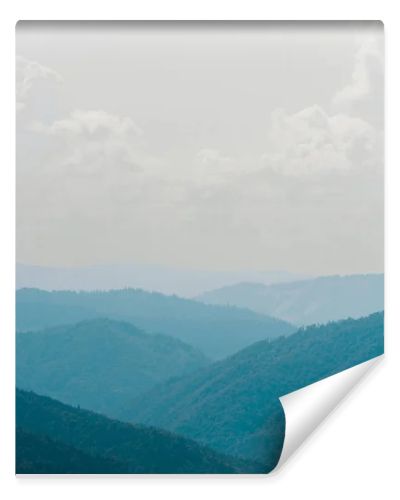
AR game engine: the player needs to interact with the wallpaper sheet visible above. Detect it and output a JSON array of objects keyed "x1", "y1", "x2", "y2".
[{"x1": 15, "y1": 21, "x2": 384, "y2": 474}]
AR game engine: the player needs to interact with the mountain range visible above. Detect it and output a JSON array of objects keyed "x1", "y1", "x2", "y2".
[
  {"x1": 16, "y1": 389, "x2": 261, "y2": 474},
  {"x1": 16, "y1": 262, "x2": 309, "y2": 297},
  {"x1": 16, "y1": 288, "x2": 295, "y2": 359},
  {"x1": 197, "y1": 274, "x2": 384, "y2": 326},
  {"x1": 15, "y1": 280, "x2": 384, "y2": 473},
  {"x1": 124, "y1": 312, "x2": 384, "y2": 465},
  {"x1": 17, "y1": 318, "x2": 208, "y2": 418}
]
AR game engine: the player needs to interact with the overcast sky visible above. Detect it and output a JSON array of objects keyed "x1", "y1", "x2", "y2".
[{"x1": 16, "y1": 22, "x2": 384, "y2": 275}]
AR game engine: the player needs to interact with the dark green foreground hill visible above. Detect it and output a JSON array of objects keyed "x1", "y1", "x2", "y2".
[
  {"x1": 16, "y1": 389, "x2": 261, "y2": 474},
  {"x1": 16, "y1": 428, "x2": 126, "y2": 474},
  {"x1": 125, "y1": 312, "x2": 384, "y2": 466},
  {"x1": 17, "y1": 318, "x2": 208, "y2": 418},
  {"x1": 16, "y1": 287, "x2": 295, "y2": 359}
]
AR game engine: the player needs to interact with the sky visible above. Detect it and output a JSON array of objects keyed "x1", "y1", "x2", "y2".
[{"x1": 16, "y1": 22, "x2": 384, "y2": 275}]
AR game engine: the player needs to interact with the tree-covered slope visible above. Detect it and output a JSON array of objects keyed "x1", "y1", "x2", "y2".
[
  {"x1": 125, "y1": 312, "x2": 384, "y2": 466},
  {"x1": 16, "y1": 288, "x2": 295, "y2": 359},
  {"x1": 17, "y1": 318, "x2": 208, "y2": 418},
  {"x1": 16, "y1": 427, "x2": 126, "y2": 474},
  {"x1": 16, "y1": 389, "x2": 261, "y2": 474},
  {"x1": 197, "y1": 274, "x2": 384, "y2": 326}
]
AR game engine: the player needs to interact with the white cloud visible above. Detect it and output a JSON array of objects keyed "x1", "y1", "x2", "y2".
[
  {"x1": 333, "y1": 36, "x2": 383, "y2": 110},
  {"x1": 28, "y1": 109, "x2": 152, "y2": 179},
  {"x1": 16, "y1": 55, "x2": 63, "y2": 111},
  {"x1": 262, "y1": 31, "x2": 383, "y2": 178},
  {"x1": 42, "y1": 109, "x2": 142, "y2": 138},
  {"x1": 262, "y1": 105, "x2": 379, "y2": 176},
  {"x1": 19, "y1": 107, "x2": 180, "y2": 233}
]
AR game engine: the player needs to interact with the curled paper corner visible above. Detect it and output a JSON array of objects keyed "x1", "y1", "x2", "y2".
[{"x1": 274, "y1": 355, "x2": 383, "y2": 472}]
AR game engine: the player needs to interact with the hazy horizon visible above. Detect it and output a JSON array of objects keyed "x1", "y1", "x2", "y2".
[{"x1": 16, "y1": 260, "x2": 384, "y2": 298}]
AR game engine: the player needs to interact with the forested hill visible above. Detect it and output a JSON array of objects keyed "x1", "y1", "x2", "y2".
[
  {"x1": 16, "y1": 427, "x2": 126, "y2": 474},
  {"x1": 17, "y1": 318, "x2": 209, "y2": 418},
  {"x1": 125, "y1": 312, "x2": 384, "y2": 466},
  {"x1": 16, "y1": 287, "x2": 295, "y2": 359},
  {"x1": 16, "y1": 389, "x2": 261, "y2": 474},
  {"x1": 197, "y1": 274, "x2": 384, "y2": 326}
]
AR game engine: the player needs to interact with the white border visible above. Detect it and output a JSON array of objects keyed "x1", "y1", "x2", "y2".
[{"x1": 1, "y1": 2, "x2": 399, "y2": 499}]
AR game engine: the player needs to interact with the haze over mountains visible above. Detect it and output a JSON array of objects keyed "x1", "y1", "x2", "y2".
[
  {"x1": 197, "y1": 274, "x2": 384, "y2": 326},
  {"x1": 16, "y1": 262, "x2": 310, "y2": 298},
  {"x1": 17, "y1": 318, "x2": 209, "y2": 418},
  {"x1": 16, "y1": 288, "x2": 294, "y2": 359}
]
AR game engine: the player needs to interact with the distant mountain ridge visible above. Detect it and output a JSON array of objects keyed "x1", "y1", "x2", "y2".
[
  {"x1": 17, "y1": 318, "x2": 209, "y2": 418},
  {"x1": 16, "y1": 389, "x2": 262, "y2": 474},
  {"x1": 196, "y1": 274, "x2": 384, "y2": 326},
  {"x1": 125, "y1": 312, "x2": 384, "y2": 466},
  {"x1": 16, "y1": 262, "x2": 310, "y2": 297},
  {"x1": 16, "y1": 288, "x2": 295, "y2": 359}
]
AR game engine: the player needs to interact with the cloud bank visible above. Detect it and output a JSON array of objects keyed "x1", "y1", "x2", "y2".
[{"x1": 16, "y1": 24, "x2": 384, "y2": 274}]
